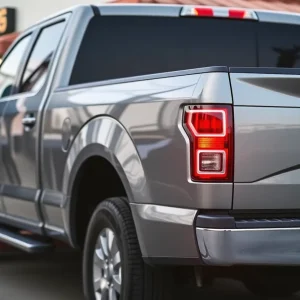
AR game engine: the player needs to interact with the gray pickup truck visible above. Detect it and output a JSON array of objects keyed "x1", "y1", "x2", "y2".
[{"x1": 1, "y1": 3, "x2": 300, "y2": 299}]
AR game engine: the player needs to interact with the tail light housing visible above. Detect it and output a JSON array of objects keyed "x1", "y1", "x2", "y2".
[{"x1": 184, "y1": 105, "x2": 233, "y2": 182}]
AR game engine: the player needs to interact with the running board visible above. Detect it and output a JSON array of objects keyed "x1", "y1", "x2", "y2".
[{"x1": 0, "y1": 227, "x2": 53, "y2": 253}]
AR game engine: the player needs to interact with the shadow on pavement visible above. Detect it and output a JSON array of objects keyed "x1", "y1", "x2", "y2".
[{"x1": 0, "y1": 251, "x2": 299, "y2": 300}]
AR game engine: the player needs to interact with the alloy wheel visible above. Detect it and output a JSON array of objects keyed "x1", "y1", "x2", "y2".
[{"x1": 93, "y1": 228, "x2": 122, "y2": 300}]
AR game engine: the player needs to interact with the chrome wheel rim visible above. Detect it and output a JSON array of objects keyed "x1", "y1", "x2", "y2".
[{"x1": 93, "y1": 228, "x2": 122, "y2": 300}]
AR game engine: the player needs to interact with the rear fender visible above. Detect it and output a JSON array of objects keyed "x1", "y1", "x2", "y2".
[{"x1": 62, "y1": 116, "x2": 148, "y2": 244}]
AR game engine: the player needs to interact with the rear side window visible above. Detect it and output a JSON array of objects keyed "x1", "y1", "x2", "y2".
[
  {"x1": 258, "y1": 22, "x2": 300, "y2": 68},
  {"x1": 20, "y1": 21, "x2": 66, "y2": 93},
  {"x1": 70, "y1": 16, "x2": 257, "y2": 85}
]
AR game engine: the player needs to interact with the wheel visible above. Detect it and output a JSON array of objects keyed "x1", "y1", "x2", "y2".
[
  {"x1": 83, "y1": 197, "x2": 177, "y2": 300},
  {"x1": 242, "y1": 268, "x2": 300, "y2": 298}
]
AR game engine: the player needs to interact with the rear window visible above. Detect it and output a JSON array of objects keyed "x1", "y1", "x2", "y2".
[
  {"x1": 258, "y1": 22, "x2": 300, "y2": 68},
  {"x1": 70, "y1": 16, "x2": 257, "y2": 85}
]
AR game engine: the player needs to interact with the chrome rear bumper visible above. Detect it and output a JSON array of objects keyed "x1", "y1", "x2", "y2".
[
  {"x1": 197, "y1": 227, "x2": 300, "y2": 266},
  {"x1": 132, "y1": 204, "x2": 300, "y2": 266}
]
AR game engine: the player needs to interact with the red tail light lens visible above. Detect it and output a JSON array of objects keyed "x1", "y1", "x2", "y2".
[{"x1": 184, "y1": 105, "x2": 233, "y2": 181}]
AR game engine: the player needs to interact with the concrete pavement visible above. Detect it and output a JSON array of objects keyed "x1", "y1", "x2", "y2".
[
  {"x1": 0, "y1": 251, "x2": 298, "y2": 300},
  {"x1": 0, "y1": 252, "x2": 83, "y2": 300}
]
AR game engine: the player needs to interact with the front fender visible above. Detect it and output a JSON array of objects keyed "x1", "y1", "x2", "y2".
[{"x1": 62, "y1": 116, "x2": 148, "y2": 244}]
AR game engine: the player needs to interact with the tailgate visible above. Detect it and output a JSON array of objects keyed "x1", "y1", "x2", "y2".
[{"x1": 230, "y1": 68, "x2": 300, "y2": 209}]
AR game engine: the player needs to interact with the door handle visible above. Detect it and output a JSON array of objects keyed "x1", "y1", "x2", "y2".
[{"x1": 22, "y1": 114, "x2": 36, "y2": 127}]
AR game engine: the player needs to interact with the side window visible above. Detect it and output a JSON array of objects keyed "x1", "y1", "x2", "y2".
[
  {"x1": 258, "y1": 22, "x2": 300, "y2": 68},
  {"x1": 0, "y1": 35, "x2": 31, "y2": 98},
  {"x1": 20, "y1": 21, "x2": 66, "y2": 93},
  {"x1": 70, "y1": 16, "x2": 257, "y2": 85}
]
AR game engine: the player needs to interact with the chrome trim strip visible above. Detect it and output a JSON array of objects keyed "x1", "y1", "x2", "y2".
[
  {"x1": 196, "y1": 227, "x2": 300, "y2": 266},
  {"x1": 134, "y1": 204, "x2": 197, "y2": 225}
]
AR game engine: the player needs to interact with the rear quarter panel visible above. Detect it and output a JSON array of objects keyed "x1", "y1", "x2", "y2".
[{"x1": 42, "y1": 70, "x2": 233, "y2": 229}]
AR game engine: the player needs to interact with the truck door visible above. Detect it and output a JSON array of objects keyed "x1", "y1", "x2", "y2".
[
  {"x1": 0, "y1": 33, "x2": 34, "y2": 221},
  {"x1": 1, "y1": 17, "x2": 68, "y2": 233}
]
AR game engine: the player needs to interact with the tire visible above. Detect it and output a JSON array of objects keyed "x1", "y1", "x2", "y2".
[
  {"x1": 83, "y1": 197, "x2": 178, "y2": 300},
  {"x1": 242, "y1": 268, "x2": 300, "y2": 298}
]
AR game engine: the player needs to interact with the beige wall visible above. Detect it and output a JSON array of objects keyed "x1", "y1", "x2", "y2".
[{"x1": 0, "y1": 0, "x2": 112, "y2": 31}]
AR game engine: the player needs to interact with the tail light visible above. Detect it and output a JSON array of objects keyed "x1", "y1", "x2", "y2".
[{"x1": 184, "y1": 105, "x2": 233, "y2": 182}]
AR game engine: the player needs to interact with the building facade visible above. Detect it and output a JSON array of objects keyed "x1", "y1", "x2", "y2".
[{"x1": 0, "y1": 0, "x2": 299, "y2": 57}]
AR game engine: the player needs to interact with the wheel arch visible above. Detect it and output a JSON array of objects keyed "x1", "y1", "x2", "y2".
[{"x1": 62, "y1": 116, "x2": 148, "y2": 246}]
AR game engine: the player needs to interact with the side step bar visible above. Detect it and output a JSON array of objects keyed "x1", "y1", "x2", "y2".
[{"x1": 0, "y1": 227, "x2": 53, "y2": 253}]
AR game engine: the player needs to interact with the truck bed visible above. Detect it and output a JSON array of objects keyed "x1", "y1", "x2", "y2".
[{"x1": 231, "y1": 67, "x2": 300, "y2": 209}]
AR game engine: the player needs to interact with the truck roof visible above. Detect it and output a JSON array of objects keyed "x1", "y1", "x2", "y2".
[{"x1": 29, "y1": 3, "x2": 300, "y2": 31}]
